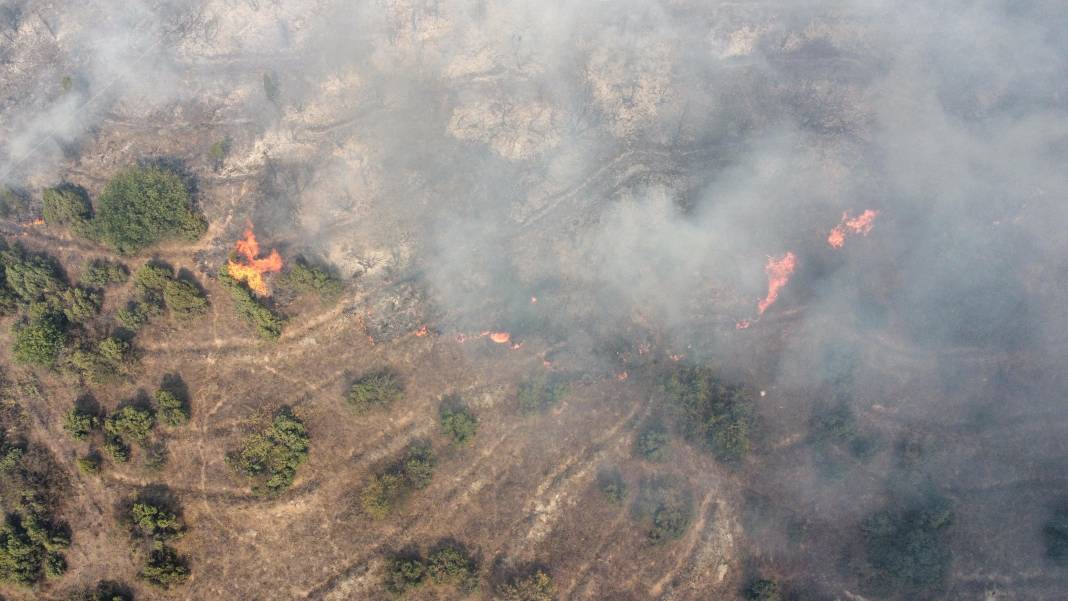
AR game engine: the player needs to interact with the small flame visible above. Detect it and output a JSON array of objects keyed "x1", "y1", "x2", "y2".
[
  {"x1": 227, "y1": 225, "x2": 282, "y2": 296},
  {"x1": 735, "y1": 319, "x2": 752, "y2": 330},
  {"x1": 616, "y1": 371, "x2": 629, "y2": 381},
  {"x1": 757, "y1": 251, "x2": 797, "y2": 315},
  {"x1": 827, "y1": 209, "x2": 879, "y2": 248},
  {"x1": 484, "y1": 331, "x2": 511, "y2": 344},
  {"x1": 415, "y1": 325, "x2": 429, "y2": 337},
  {"x1": 531, "y1": 296, "x2": 538, "y2": 304}
]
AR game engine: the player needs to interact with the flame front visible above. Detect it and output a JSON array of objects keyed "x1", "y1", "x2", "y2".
[
  {"x1": 756, "y1": 251, "x2": 797, "y2": 315},
  {"x1": 226, "y1": 226, "x2": 282, "y2": 296},
  {"x1": 827, "y1": 209, "x2": 879, "y2": 248}
]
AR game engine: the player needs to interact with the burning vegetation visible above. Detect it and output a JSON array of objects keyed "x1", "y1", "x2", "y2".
[
  {"x1": 226, "y1": 225, "x2": 283, "y2": 296},
  {"x1": 827, "y1": 209, "x2": 879, "y2": 249}
]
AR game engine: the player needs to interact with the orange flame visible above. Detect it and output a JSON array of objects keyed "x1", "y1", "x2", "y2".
[
  {"x1": 414, "y1": 325, "x2": 429, "y2": 337},
  {"x1": 226, "y1": 225, "x2": 282, "y2": 296},
  {"x1": 485, "y1": 331, "x2": 511, "y2": 344},
  {"x1": 757, "y1": 252, "x2": 797, "y2": 315},
  {"x1": 616, "y1": 371, "x2": 629, "y2": 381},
  {"x1": 827, "y1": 209, "x2": 879, "y2": 248}
]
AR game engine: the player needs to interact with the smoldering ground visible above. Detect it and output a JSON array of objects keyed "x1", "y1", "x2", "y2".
[{"x1": 3, "y1": 0, "x2": 1068, "y2": 597}]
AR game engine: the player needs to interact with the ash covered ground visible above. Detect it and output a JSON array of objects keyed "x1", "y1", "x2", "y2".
[{"x1": 0, "y1": 1, "x2": 1067, "y2": 600}]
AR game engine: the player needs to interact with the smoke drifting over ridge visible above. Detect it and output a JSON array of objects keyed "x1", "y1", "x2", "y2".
[{"x1": 3, "y1": 0, "x2": 1068, "y2": 595}]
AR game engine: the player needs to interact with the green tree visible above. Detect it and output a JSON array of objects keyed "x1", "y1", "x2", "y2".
[
  {"x1": 281, "y1": 257, "x2": 343, "y2": 298},
  {"x1": 360, "y1": 472, "x2": 403, "y2": 519},
  {"x1": 92, "y1": 166, "x2": 206, "y2": 254},
  {"x1": 597, "y1": 470, "x2": 627, "y2": 505},
  {"x1": 1, "y1": 248, "x2": 65, "y2": 305},
  {"x1": 634, "y1": 424, "x2": 669, "y2": 462},
  {"x1": 346, "y1": 371, "x2": 402, "y2": 414},
  {"x1": 139, "y1": 544, "x2": 189, "y2": 588},
  {"x1": 426, "y1": 544, "x2": 477, "y2": 588},
  {"x1": 497, "y1": 570, "x2": 555, "y2": 601},
  {"x1": 154, "y1": 389, "x2": 188, "y2": 427},
  {"x1": 104, "y1": 406, "x2": 155, "y2": 445},
  {"x1": 63, "y1": 407, "x2": 98, "y2": 441},
  {"x1": 517, "y1": 373, "x2": 568, "y2": 414},
  {"x1": 58, "y1": 286, "x2": 102, "y2": 324},
  {"x1": 440, "y1": 401, "x2": 478, "y2": 445},
  {"x1": 383, "y1": 555, "x2": 426, "y2": 595},
  {"x1": 162, "y1": 278, "x2": 208, "y2": 318},
  {"x1": 12, "y1": 315, "x2": 66, "y2": 366},
  {"x1": 663, "y1": 366, "x2": 752, "y2": 463},
  {"x1": 76, "y1": 454, "x2": 101, "y2": 475},
  {"x1": 71, "y1": 337, "x2": 133, "y2": 383},
  {"x1": 227, "y1": 408, "x2": 309, "y2": 495},
  {"x1": 861, "y1": 497, "x2": 953, "y2": 595},
  {"x1": 745, "y1": 578, "x2": 781, "y2": 601},
  {"x1": 218, "y1": 265, "x2": 284, "y2": 339},
  {"x1": 130, "y1": 502, "x2": 184, "y2": 540}
]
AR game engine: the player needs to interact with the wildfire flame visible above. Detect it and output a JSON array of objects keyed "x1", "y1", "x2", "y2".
[
  {"x1": 484, "y1": 331, "x2": 511, "y2": 344},
  {"x1": 827, "y1": 209, "x2": 879, "y2": 248},
  {"x1": 226, "y1": 225, "x2": 282, "y2": 296},
  {"x1": 756, "y1": 251, "x2": 797, "y2": 315}
]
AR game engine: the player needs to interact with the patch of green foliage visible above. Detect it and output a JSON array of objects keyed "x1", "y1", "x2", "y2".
[
  {"x1": 218, "y1": 264, "x2": 284, "y2": 339},
  {"x1": 496, "y1": 570, "x2": 555, "y2": 601},
  {"x1": 58, "y1": 286, "x2": 102, "y2": 324},
  {"x1": 227, "y1": 408, "x2": 310, "y2": 495},
  {"x1": 597, "y1": 469, "x2": 627, "y2": 505},
  {"x1": 281, "y1": 257, "x2": 343, "y2": 299},
  {"x1": 347, "y1": 371, "x2": 403, "y2": 414},
  {"x1": 360, "y1": 443, "x2": 436, "y2": 519},
  {"x1": 104, "y1": 406, "x2": 155, "y2": 446},
  {"x1": 42, "y1": 184, "x2": 92, "y2": 234},
  {"x1": 382, "y1": 544, "x2": 478, "y2": 595},
  {"x1": 859, "y1": 496, "x2": 953, "y2": 595},
  {"x1": 745, "y1": 578, "x2": 781, "y2": 601},
  {"x1": 117, "y1": 301, "x2": 152, "y2": 331},
  {"x1": 12, "y1": 314, "x2": 66, "y2": 366},
  {"x1": 154, "y1": 389, "x2": 189, "y2": 427},
  {"x1": 1044, "y1": 507, "x2": 1068, "y2": 567},
  {"x1": 92, "y1": 166, "x2": 206, "y2": 254},
  {"x1": 77, "y1": 453, "x2": 101, "y2": 475},
  {"x1": 439, "y1": 397, "x2": 478, "y2": 445},
  {"x1": 81, "y1": 259, "x2": 129, "y2": 288},
  {"x1": 517, "y1": 372, "x2": 568, "y2": 414},
  {"x1": 139, "y1": 544, "x2": 189, "y2": 588},
  {"x1": 662, "y1": 366, "x2": 752, "y2": 463},
  {"x1": 130, "y1": 502, "x2": 184, "y2": 541},
  {"x1": 208, "y1": 138, "x2": 231, "y2": 171},
  {"x1": 132, "y1": 263, "x2": 208, "y2": 320},
  {"x1": 1, "y1": 247, "x2": 64, "y2": 307},
  {"x1": 634, "y1": 478, "x2": 693, "y2": 544},
  {"x1": 66, "y1": 580, "x2": 134, "y2": 601},
  {"x1": 634, "y1": 423, "x2": 669, "y2": 462},
  {"x1": 63, "y1": 406, "x2": 98, "y2": 441},
  {"x1": 71, "y1": 337, "x2": 134, "y2": 384}
]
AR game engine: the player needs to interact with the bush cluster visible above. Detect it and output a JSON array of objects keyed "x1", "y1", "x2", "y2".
[
  {"x1": 517, "y1": 373, "x2": 568, "y2": 414},
  {"x1": 439, "y1": 397, "x2": 478, "y2": 445},
  {"x1": 662, "y1": 366, "x2": 752, "y2": 463},
  {"x1": 281, "y1": 256, "x2": 343, "y2": 298},
  {"x1": 91, "y1": 166, "x2": 206, "y2": 255},
  {"x1": 859, "y1": 496, "x2": 953, "y2": 595},
  {"x1": 382, "y1": 543, "x2": 478, "y2": 595},
  {"x1": 347, "y1": 371, "x2": 403, "y2": 414},
  {"x1": 132, "y1": 263, "x2": 209, "y2": 321},
  {"x1": 360, "y1": 443, "x2": 435, "y2": 519},
  {"x1": 81, "y1": 258, "x2": 129, "y2": 288},
  {"x1": 227, "y1": 408, "x2": 310, "y2": 495},
  {"x1": 496, "y1": 570, "x2": 555, "y2": 601},
  {"x1": 634, "y1": 423, "x2": 669, "y2": 462}
]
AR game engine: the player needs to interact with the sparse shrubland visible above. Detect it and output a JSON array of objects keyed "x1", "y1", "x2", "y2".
[
  {"x1": 347, "y1": 370, "x2": 403, "y2": 414},
  {"x1": 227, "y1": 408, "x2": 310, "y2": 495},
  {"x1": 662, "y1": 366, "x2": 752, "y2": 463},
  {"x1": 360, "y1": 443, "x2": 435, "y2": 519}
]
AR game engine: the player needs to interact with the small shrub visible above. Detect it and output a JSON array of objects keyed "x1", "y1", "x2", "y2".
[
  {"x1": 133, "y1": 264, "x2": 172, "y2": 294},
  {"x1": 401, "y1": 443, "x2": 435, "y2": 490},
  {"x1": 12, "y1": 315, "x2": 66, "y2": 366},
  {"x1": 517, "y1": 373, "x2": 568, "y2": 414},
  {"x1": 440, "y1": 399, "x2": 478, "y2": 445},
  {"x1": 154, "y1": 389, "x2": 188, "y2": 427},
  {"x1": 103, "y1": 437, "x2": 130, "y2": 463},
  {"x1": 63, "y1": 407, "x2": 98, "y2": 441},
  {"x1": 649, "y1": 502, "x2": 691, "y2": 543},
  {"x1": 360, "y1": 472, "x2": 403, "y2": 519},
  {"x1": 139, "y1": 544, "x2": 189, "y2": 588},
  {"x1": 360, "y1": 444, "x2": 436, "y2": 519},
  {"x1": 1, "y1": 247, "x2": 65, "y2": 304},
  {"x1": 426, "y1": 544, "x2": 477, "y2": 587},
  {"x1": 208, "y1": 138, "x2": 230, "y2": 170},
  {"x1": 117, "y1": 302, "x2": 151, "y2": 331},
  {"x1": 497, "y1": 570, "x2": 555, "y2": 601},
  {"x1": 71, "y1": 336, "x2": 133, "y2": 383},
  {"x1": 81, "y1": 259, "x2": 129, "y2": 287},
  {"x1": 58, "y1": 286, "x2": 102, "y2": 324},
  {"x1": 383, "y1": 555, "x2": 426, "y2": 595},
  {"x1": 93, "y1": 166, "x2": 206, "y2": 254},
  {"x1": 104, "y1": 406, "x2": 155, "y2": 445},
  {"x1": 130, "y1": 502, "x2": 184, "y2": 540},
  {"x1": 745, "y1": 578, "x2": 781, "y2": 601},
  {"x1": 634, "y1": 424, "x2": 669, "y2": 462},
  {"x1": 347, "y1": 371, "x2": 402, "y2": 414},
  {"x1": 76, "y1": 454, "x2": 101, "y2": 475},
  {"x1": 228, "y1": 408, "x2": 309, "y2": 495},
  {"x1": 598, "y1": 470, "x2": 627, "y2": 505},
  {"x1": 66, "y1": 580, "x2": 134, "y2": 601},
  {"x1": 162, "y1": 278, "x2": 208, "y2": 318}
]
